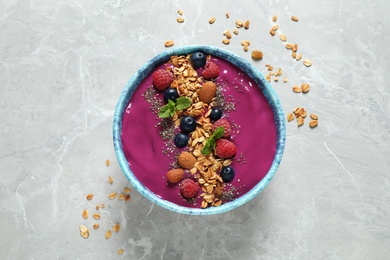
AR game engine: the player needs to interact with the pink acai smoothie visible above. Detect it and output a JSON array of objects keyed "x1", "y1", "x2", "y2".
[{"x1": 121, "y1": 55, "x2": 276, "y2": 208}]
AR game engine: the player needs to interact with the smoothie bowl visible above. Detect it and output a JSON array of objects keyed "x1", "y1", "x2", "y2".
[{"x1": 113, "y1": 45, "x2": 286, "y2": 215}]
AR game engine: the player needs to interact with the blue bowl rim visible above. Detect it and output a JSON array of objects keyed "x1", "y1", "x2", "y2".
[{"x1": 113, "y1": 45, "x2": 286, "y2": 215}]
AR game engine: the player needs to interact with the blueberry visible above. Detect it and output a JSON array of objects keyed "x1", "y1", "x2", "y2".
[
  {"x1": 210, "y1": 107, "x2": 223, "y2": 121},
  {"x1": 163, "y1": 88, "x2": 179, "y2": 104},
  {"x1": 180, "y1": 116, "x2": 197, "y2": 134},
  {"x1": 174, "y1": 133, "x2": 189, "y2": 148},
  {"x1": 220, "y1": 166, "x2": 235, "y2": 183},
  {"x1": 191, "y1": 52, "x2": 206, "y2": 69}
]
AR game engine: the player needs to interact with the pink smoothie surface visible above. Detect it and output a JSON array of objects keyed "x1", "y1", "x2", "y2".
[{"x1": 121, "y1": 56, "x2": 276, "y2": 208}]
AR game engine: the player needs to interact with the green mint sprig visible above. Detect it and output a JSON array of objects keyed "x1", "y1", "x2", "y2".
[
  {"x1": 158, "y1": 97, "x2": 192, "y2": 118},
  {"x1": 201, "y1": 127, "x2": 224, "y2": 155}
]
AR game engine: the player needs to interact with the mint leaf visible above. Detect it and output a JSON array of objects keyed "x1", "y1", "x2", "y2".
[
  {"x1": 201, "y1": 127, "x2": 224, "y2": 155},
  {"x1": 202, "y1": 139, "x2": 215, "y2": 155},
  {"x1": 158, "y1": 100, "x2": 175, "y2": 118},
  {"x1": 212, "y1": 127, "x2": 224, "y2": 140},
  {"x1": 175, "y1": 97, "x2": 192, "y2": 111}
]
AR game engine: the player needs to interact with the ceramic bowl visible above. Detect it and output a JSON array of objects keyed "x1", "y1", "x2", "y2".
[{"x1": 113, "y1": 45, "x2": 286, "y2": 215}]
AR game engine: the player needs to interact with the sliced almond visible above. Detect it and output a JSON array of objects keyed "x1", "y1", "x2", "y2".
[
  {"x1": 244, "y1": 20, "x2": 250, "y2": 29},
  {"x1": 124, "y1": 187, "x2": 131, "y2": 193},
  {"x1": 118, "y1": 249, "x2": 124, "y2": 255},
  {"x1": 209, "y1": 17, "x2": 216, "y2": 24},
  {"x1": 118, "y1": 193, "x2": 125, "y2": 200},
  {"x1": 177, "y1": 17, "x2": 184, "y2": 23},
  {"x1": 296, "y1": 53, "x2": 302, "y2": 61},
  {"x1": 108, "y1": 176, "x2": 113, "y2": 184},
  {"x1": 178, "y1": 9, "x2": 184, "y2": 15},
  {"x1": 93, "y1": 223, "x2": 100, "y2": 230},
  {"x1": 279, "y1": 34, "x2": 287, "y2": 42},
  {"x1": 291, "y1": 16, "x2": 299, "y2": 22},
  {"x1": 241, "y1": 40, "x2": 250, "y2": 46},
  {"x1": 106, "y1": 159, "x2": 110, "y2": 166},
  {"x1": 222, "y1": 39, "x2": 230, "y2": 45},
  {"x1": 109, "y1": 192, "x2": 117, "y2": 200},
  {"x1": 105, "y1": 230, "x2": 112, "y2": 239},
  {"x1": 287, "y1": 113, "x2": 295, "y2": 122},
  {"x1": 283, "y1": 77, "x2": 288, "y2": 83},
  {"x1": 164, "y1": 40, "x2": 174, "y2": 48},
  {"x1": 223, "y1": 30, "x2": 232, "y2": 39},
  {"x1": 292, "y1": 86, "x2": 302, "y2": 93},
  {"x1": 80, "y1": 225, "x2": 89, "y2": 239},
  {"x1": 86, "y1": 194, "x2": 93, "y2": 201},
  {"x1": 285, "y1": 43, "x2": 293, "y2": 50},
  {"x1": 79, "y1": 225, "x2": 88, "y2": 233},
  {"x1": 226, "y1": 12, "x2": 230, "y2": 19},
  {"x1": 309, "y1": 120, "x2": 318, "y2": 128},
  {"x1": 310, "y1": 113, "x2": 318, "y2": 120},
  {"x1": 291, "y1": 51, "x2": 297, "y2": 59},
  {"x1": 272, "y1": 15, "x2": 277, "y2": 22},
  {"x1": 303, "y1": 59, "x2": 312, "y2": 67},
  {"x1": 235, "y1": 20, "x2": 243, "y2": 28},
  {"x1": 93, "y1": 213, "x2": 101, "y2": 220},
  {"x1": 297, "y1": 117, "x2": 304, "y2": 126},
  {"x1": 272, "y1": 25, "x2": 279, "y2": 31},
  {"x1": 301, "y1": 83, "x2": 310, "y2": 93},
  {"x1": 112, "y1": 223, "x2": 120, "y2": 232},
  {"x1": 292, "y1": 43, "x2": 298, "y2": 52},
  {"x1": 233, "y1": 29, "x2": 239, "y2": 35},
  {"x1": 269, "y1": 29, "x2": 276, "y2": 36},
  {"x1": 82, "y1": 209, "x2": 88, "y2": 219},
  {"x1": 243, "y1": 45, "x2": 249, "y2": 52}
]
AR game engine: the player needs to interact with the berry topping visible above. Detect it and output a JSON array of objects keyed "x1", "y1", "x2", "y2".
[
  {"x1": 190, "y1": 52, "x2": 207, "y2": 69},
  {"x1": 180, "y1": 178, "x2": 200, "y2": 199},
  {"x1": 152, "y1": 69, "x2": 173, "y2": 91},
  {"x1": 180, "y1": 115, "x2": 197, "y2": 134},
  {"x1": 174, "y1": 133, "x2": 189, "y2": 148},
  {"x1": 163, "y1": 88, "x2": 179, "y2": 104},
  {"x1": 212, "y1": 118, "x2": 232, "y2": 139},
  {"x1": 220, "y1": 166, "x2": 235, "y2": 183},
  {"x1": 202, "y1": 62, "x2": 220, "y2": 79},
  {"x1": 166, "y1": 168, "x2": 185, "y2": 183},
  {"x1": 215, "y1": 139, "x2": 236, "y2": 159},
  {"x1": 210, "y1": 107, "x2": 223, "y2": 121}
]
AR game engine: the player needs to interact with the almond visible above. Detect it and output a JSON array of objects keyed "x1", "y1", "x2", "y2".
[
  {"x1": 166, "y1": 168, "x2": 185, "y2": 183},
  {"x1": 199, "y1": 81, "x2": 216, "y2": 103},
  {"x1": 178, "y1": 151, "x2": 197, "y2": 169}
]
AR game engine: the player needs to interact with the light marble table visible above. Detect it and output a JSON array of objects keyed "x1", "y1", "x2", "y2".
[{"x1": 1, "y1": 0, "x2": 389, "y2": 259}]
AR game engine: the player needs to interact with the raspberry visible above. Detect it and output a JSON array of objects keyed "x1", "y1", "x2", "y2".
[
  {"x1": 212, "y1": 118, "x2": 232, "y2": 139},
  {"x1": 152, "y1": 69, "x2": 173, "y2": 91},
  {"x1": 179, "y1": 179, "x2": 200, "y2": 199},
  {"x1": 202, "y1": 62, "x2": 220, "y2": 79},
  {"x1": 215, "y1": 139, "x2": 236, "y2": 159}
]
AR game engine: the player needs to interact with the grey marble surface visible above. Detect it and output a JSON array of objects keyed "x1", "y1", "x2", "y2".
[{"x1": 1, "y1": 0, "x2": 389, "y2": 259}]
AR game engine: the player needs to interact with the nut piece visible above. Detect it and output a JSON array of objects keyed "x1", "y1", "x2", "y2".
[
  {"x1": 86, "y1": 194, "x2": 93, "y2": 201},
  {"x1": 301, "y1": 83, "x2": 310, "y2": 93},
  {"x1": 109, "y1": 192, "x2": 117, "y2": 200},
  {"x1": 222, "y1": 39, "x2": 230, "y2": 45},
  {"x1": 108, "y1": 176, "x2": 113, "y2": 184},
  {"x1": 199, "y1": 81, "x2": 217, "y2": 103},
  {"x1": 241, "y1": 40, "x2": 250, "y2": 46},
  {"x1": 82, "y1": 209, "x2": 88, "y2": 219},
  {"x1": 251, "y1": 50, "x2": 263, "y2": 61},
  {"x1": 272, "y1": 15, "x2": 277, "y2": 22},
  {"x1": 178, "y1": 10, "x2": 184, "y2": 15},
  {"x1": 291, "y1": 16, "x2": 299, "y2": 22},
  {"x1": 178, "y1": 151, "x2": 197, "y2": 169},
  {"x1": 164, "y1": 40, "x2": 174, "y2": 48},
  {"x1": 209, "y1": 17, "x2": 216, "y2": 24},
  {"x1": 118, "y1": 249, "x2": 124, "y2": 255},
  {"x1": 233, "y1": 29, "x2": 239, "y2": 35},
  {"x1": 296, "y1": 53, "x2": 302, "y2": 61},
  {"x1": 309, "y1": 120, "x2": 318, "y2": 128},
  {"x1": 283, "y1": 77, "x2": 288, "y2": 83},
  {"x1": 177, "y1": 17, "x2": 184, "y2": 23},
  {"x1": 112, "y1": 223, "x2": 120, "y2": 233},
  {"x1": 93, "y1": 213, "x2": 101, "y2": 220},
  {"x1": 106, "y1": 159, "x2": 110, "y2": 166},
  {"x1": 123, "y1": 187, "x2": 131, "y2": 193},
  {"x1": 93, "y1": 223, "x2": 100, "y2": 229},
  {"x1": 223, "y1": 30, "x2": 232, "y2": 39},
  {"x1": 292, "y1": 86, "x2": 302, "y2": 93},
  {"x1": 166, "y1": 168, "x2": 185, "y2": 183},
  {"x1": 80, "y1": 225, "x2": 89, "y2": 239},
  {"x1": 226, "y1": 12, "x2": 230, "y2": 19},
  {"x1": 297, "y1": 117, "x2": 304, "y2": 126},
  {"x1": 105, "y1": 230, "x2": 112, "y2": 239},
  {"x1": 303, "y1": 59, "x2": 312, "y2": 67},
  {"x1": 285, "y1": 43, "x2": 293, "y2": 50},
  {"x1": 244, "y1": 20, "x2": 250, "y2": 29},
  {"x1": 287, "y1": 113, "x2": 295, "y2": 122},
  {"x1": 310, "y1": 113, "x2": 318, "y2": 120},
  {"x1": 235, "y1": 20, "x2": 243, "y2": 28},
  {"x1": 279, "y1": 34, "x2": 287, "y2": 42}
]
